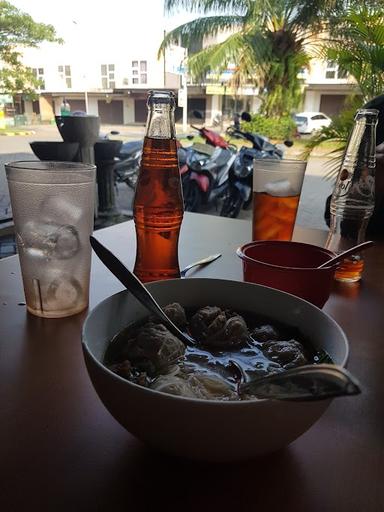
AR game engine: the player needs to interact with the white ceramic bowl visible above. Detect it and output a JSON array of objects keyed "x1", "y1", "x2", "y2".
[{"x1": 82, "y1": 278, "x2": 348, "y2": 461}]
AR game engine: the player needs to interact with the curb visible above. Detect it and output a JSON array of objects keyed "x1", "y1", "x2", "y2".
[{"x1": 0, "y1": 130, "x2": 36, "y2": 136}]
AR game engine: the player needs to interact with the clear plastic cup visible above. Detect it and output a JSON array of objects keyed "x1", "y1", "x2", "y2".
[
  {"x1": 6, "y1": 161, "x2": 96, "y2": 318},
  {"x1": 252, "y1": 159, "x2": 307, "y2": 241}
]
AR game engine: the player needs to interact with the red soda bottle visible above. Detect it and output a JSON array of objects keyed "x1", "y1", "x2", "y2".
[{"x1": 133, "y1": 91, "x2": 184, "y2": 282}]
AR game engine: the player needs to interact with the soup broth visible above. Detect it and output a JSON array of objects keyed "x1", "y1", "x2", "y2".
[{"x1": 104, "y1": 303, "x2": 331, "y2": 401}]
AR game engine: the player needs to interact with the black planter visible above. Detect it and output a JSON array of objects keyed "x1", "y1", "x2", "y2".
[
  {"x1": 55, "y1": 116, "x2": 100, "y2": 164},
  {"x1": 30, "y1": 141, "x2": 80, "y2": 161}
]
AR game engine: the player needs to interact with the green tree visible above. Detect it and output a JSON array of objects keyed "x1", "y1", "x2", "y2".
[
  {"x1": 305, "y1": 5, "x2": 384, "y2": 173},
  {"x1": 0, "y1": 1, "x2": 62, "y2": 94},
  {"x1": 160, "y1": 0, "x2": 340, "y2": 117},
  {"x1": 323, "y1": 6, "x2": 384, "y2": 101}
]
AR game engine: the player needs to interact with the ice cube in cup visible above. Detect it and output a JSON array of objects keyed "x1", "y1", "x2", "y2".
[
  {"x1": 19, "y1": 221, "x2": 80, "y2": 260},
  {"x1": 252, "y1": 159, "x2": 307, "y2": 241},
  {"x1": 264, "y1": 179, "x2": 294, "y2": 197},
  {"x1": 5, "y1": 160, "x2": 95, "y2": 318},
  {"x1": 40, "y1": 195, "x2": 84, "y2": 225}
]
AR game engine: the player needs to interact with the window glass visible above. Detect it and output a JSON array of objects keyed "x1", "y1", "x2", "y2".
[
  {"x1": 102, "y1": 77, "x2": 108, "y2": 89},
  {"x1": 38, "y1": 68, "x2": 44, "y2": 75},
  {"x1": 132, "y1": 78, "x2": 139, "y2": 84},
  {"x1": 140, "y1": 61, "x2": 147, "y2": 72},
  {"x1": 101, "y1": 64, "x2": 107, "y2": 75},
  {"x1": 108, "y1": 64, "x2": 115, "y2": 71},
  {"x1": 132, "y1": 61, "x2": 138, "y2": 67},
  {"x1": 140, "y1": 74, "x2": 147, "y2": 84},
  {"x1": 65, "y1": 66, "x2": 71, "y2": 76},
  {"x1": 109, "y1": 81, "x2": 115, "y2": 89},
  {"x1": 132, "y1": 70, "x2": 138, "y2": 75},
  {"x1": 66, "y1": 77, "x2": 72, "y2": 88},
  {"x1": 337, "y1": 68, "x2": 348, "y2": 79}
]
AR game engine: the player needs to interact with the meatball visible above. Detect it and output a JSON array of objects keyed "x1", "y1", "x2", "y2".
[
  {"x1": 261, "y1": 340, "x2": 308, "y2": 369},
  {"x1": 164, "y1": 302, "x2": 188, "y2": 328},
  {"x1": 252, "y1": 324, "x2": 281, "y2": 343},
  {"x1": 153, "y1": 302, "x2": 188, "y2": 329},
  {"x1": 123, "y1": 323, "x2": 186, "y2": 375},
  {"x1": 190, "y1": 306, "x2": 249, "y2": 348}
]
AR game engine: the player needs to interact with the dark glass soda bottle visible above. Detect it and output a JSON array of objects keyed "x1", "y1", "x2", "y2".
[{"x1": 133, "y1": 91, "x2": 184, "y2": 282}]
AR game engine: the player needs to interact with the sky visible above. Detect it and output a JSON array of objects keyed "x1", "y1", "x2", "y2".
[{"x1": 11, "y1": 0, "x2": 197, "y2": 55}]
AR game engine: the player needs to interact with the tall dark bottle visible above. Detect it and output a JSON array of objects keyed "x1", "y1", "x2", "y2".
[{"x1": 133, "y1": 91, "x2": 184, "y2": 282}]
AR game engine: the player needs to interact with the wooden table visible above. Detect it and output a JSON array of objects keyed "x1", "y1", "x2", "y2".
[{"x1": 1, "y1": 213, "x2": 383, "y2": 512}]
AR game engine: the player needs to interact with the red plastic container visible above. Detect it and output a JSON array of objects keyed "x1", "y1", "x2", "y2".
[{"x1": 237, "y1": 241, "x2": 338, "y2": 308}]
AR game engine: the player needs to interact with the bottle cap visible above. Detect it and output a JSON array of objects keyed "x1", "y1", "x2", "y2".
[
  {"x1": 355, "y1": 109, "x2": 379, "y2": 123},
  {"x1": 147, "y1": 90, "x2": 175, "y2": 109}
]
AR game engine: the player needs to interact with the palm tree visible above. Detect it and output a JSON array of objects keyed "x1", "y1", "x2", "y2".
[
  {"x1": 304, "y1": 5, "x2": 384, "y2": 175},
  {"x1": 323, "y1": 6, "x2": 384, "y2": 101},
  {"x1": 159, "y1": 0, "x2": 338, "y2": 117}
]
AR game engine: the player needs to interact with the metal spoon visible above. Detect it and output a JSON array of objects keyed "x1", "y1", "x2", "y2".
[
  {"x1": 238, "y1": 363, "x2": 361, "y2": 401},
  {"x1": 180, "y1": 253, "x2": 222, "y2": 277},
  {"x1": 318, "y1": 240, "x2": 374, "y2": 269},
  {"x1": 90, "y1": 236, "x2": 196, "y2": 347}
]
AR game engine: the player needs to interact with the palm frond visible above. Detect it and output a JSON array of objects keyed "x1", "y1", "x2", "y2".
[
  {"x1": 187, "y1": 31, "x2": 249, "y2": 78},
  {"x1": 164, "y1": 0, "x2": 248, "y2": 15},
  {"x1": 158, "y1": 15, "x2": 244, "y2": 57}
]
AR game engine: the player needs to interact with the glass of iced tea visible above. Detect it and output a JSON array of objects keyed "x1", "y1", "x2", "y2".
[{"x1": 252, "y1": 159, "x2": 307, "y2": 241}]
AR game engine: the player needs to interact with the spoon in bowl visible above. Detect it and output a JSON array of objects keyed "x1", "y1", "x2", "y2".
[
  {"x1": 318, "y1": 240, "x2": 374, "y2": 269},
  {"x1": 90, "y1": 236, "x2": 196, "y2": 347},
  {"x1": 238, "y1": 363, "x2": 361, "y2": 401}
]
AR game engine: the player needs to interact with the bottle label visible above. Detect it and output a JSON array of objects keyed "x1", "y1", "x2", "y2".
[
  {"x1": 335, "y1": 166, "x2": 375, "y2": 202},
  {"x1": 335, "y1": 168, "x2": 352, "y2": 198}
]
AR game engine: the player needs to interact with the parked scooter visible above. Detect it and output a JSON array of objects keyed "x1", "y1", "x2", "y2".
[
  {"x1": 183, "y1": 110, "x2": 237, "y2": 211},
  {"x1": 113, "y1": 140, "x2": 143, "y2": 189},
  {"x1": 220, "y1": 116, "x2": 293, "y2": 218}
]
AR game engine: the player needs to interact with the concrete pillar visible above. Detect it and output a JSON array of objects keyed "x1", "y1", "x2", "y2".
[
  {"x1": 205, "y1": 95, "x2": 212, "y2": 125},
  {"x1": 53, "y1": 96, "x2": 63, "y2": 116},
  {"x1": 123, "y1": 97, "x2": 134, "y2": 124},
  {"x1": 209, "y1": 94, "x2": 221, "y2": 125},
  {"x1": 39, "y1": 96, "x2": 55, "y2": 122},
  {"x1": 87, "y1": 97, "x2": 99, "y2": 116},
  {"x1": 303, "y1": 90, "x2": 320, "y2": 112},
  {"x1": 250, "y1": 95, "x2": 261, "y2": 113},
  {"x1": 24, "y1": 101, "x2": 33, "y2": 116}
]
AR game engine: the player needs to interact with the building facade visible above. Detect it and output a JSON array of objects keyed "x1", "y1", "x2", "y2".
[{"x1": 14, "y1": 41, "x2": 358, "y2": 126}]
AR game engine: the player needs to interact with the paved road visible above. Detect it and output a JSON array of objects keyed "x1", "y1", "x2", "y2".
[{"x1": 0, "y1": 124, "x2": 333, "y2": 231}]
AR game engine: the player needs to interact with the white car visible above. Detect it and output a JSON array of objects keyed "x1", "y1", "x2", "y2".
[{"x1": 294, "y1": 112, "x2": 332, "y2": 135}]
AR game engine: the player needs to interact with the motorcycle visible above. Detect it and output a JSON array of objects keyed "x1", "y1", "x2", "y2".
[
  {"x1": 220, "y1": 123, "x2": 293, "y2": 218},
  {"x1": 184, "y1": 145, "x2": 237, "y2": 211},
  {"x1": 113, "y1": 140, "x2": 143, "y2": 190},
  {"x1": 183, "y1": 111, "x2": 237, "y2": 211},
  {"x1": 112, "y1": 134, "x2": 196, "y2": 191}
]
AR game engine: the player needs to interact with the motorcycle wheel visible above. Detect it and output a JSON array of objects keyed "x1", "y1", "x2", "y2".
[
  {"x1": 184, "y1": 181, "x2": 202, "y2": 212},
  {"x1": 220, "y1": 189, "x2": 243, "y2": 218}
]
